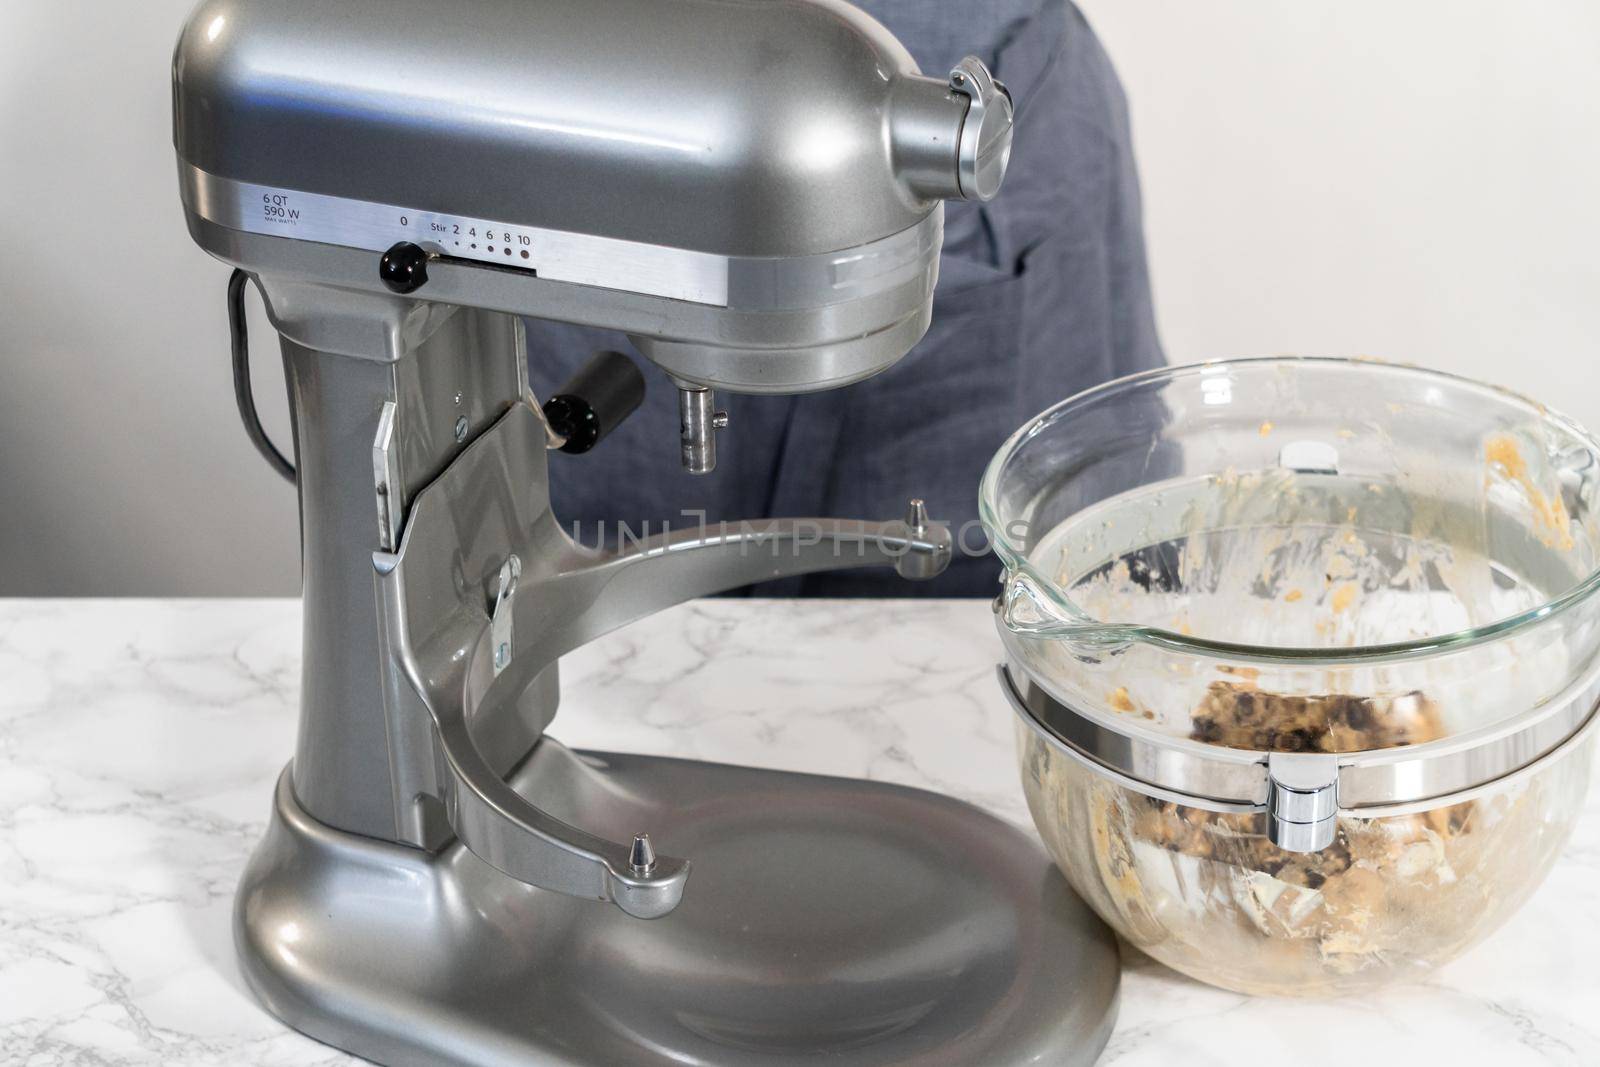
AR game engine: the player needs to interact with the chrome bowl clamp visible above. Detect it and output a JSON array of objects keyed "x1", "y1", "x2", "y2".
[{"x1": 1001, "y1": 660, "x2": 1600, "y2": 852}]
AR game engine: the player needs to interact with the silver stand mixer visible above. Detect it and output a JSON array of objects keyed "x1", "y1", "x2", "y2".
[{"x1": 173, "y1": 1, "x2": 1118, "y2": 1062}]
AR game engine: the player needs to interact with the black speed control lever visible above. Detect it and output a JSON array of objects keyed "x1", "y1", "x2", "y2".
[{"x1": 541, "y1": 350, "x2": 647, "y2": 454}]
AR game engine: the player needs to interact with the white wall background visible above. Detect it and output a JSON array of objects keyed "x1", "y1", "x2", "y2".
[
  {"x1": 1077, "y1": 0, "x2": 1600, "y2": 427},
  {"x1": 1, "y1": 1, "x2": 300, "y2": 595},
  {"x1": 2, "y1": 1, "x2": 1598, "y2": 594}
]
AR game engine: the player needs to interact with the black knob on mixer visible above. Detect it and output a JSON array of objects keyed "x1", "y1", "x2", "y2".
[
  {"x1": 379, "y1": 242, "x2": 429, "y2": 293},
  {"x1": 542, "y1": 349, "x2": 647, "y2": 454}
]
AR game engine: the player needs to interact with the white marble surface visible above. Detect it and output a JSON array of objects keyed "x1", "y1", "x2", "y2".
[{"x1": 1, "y1": 598, "x2": 1597, "y2": 1066}]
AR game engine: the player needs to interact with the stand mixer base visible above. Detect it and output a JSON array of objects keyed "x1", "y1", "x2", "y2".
[{"x1": 236, "y1": 742, "x2": 1119, "y2": 1066}]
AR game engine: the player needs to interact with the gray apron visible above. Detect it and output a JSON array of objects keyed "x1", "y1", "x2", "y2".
[{"x1": 525, "y1": 0, "x2": 1164, "y2": 596}]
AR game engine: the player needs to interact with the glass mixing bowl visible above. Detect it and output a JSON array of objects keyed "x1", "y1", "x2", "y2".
[{"x1": 981, "y1": 357, "x2": 1600, "y2": 996}]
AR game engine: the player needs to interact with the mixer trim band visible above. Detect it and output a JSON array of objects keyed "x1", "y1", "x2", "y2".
[
  {"x1": 184, "y1": 165, "x2": 732, "y2": 305},
  {"x1": 182, "y1": 165, "x2": 944, "y2": 313}
]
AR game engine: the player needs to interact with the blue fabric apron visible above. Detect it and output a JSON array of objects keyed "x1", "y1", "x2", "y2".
[{"x1": 524, "y1": 0, "x2": 1164, "y2": 596}]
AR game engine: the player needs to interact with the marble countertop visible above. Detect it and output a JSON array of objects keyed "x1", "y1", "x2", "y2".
[{"x1": 2, "y1": 598, "x2": 1597, "y2": 1066}]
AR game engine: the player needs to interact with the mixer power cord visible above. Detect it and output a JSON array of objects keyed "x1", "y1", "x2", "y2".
[{"x1": 228, "y1": 268, "x2": 297, "y2": 485}]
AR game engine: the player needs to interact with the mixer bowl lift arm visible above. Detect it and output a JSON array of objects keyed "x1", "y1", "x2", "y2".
[{"x1": 372, "y1": 400, "x2": 952, "y2": 918}]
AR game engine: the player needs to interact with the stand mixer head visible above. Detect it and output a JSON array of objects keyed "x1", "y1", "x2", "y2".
[
  {"x1": 173, "y1": 2, "x2": 1118, "y2": 1063},
  {"x1": 176, "y1": 0, "x2": 1013, "y2": 469}
]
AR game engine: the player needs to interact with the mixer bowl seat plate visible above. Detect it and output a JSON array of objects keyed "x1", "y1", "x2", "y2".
[{"x1": 236, "y1": 742, "x2": 1118, "y2": 1066}]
